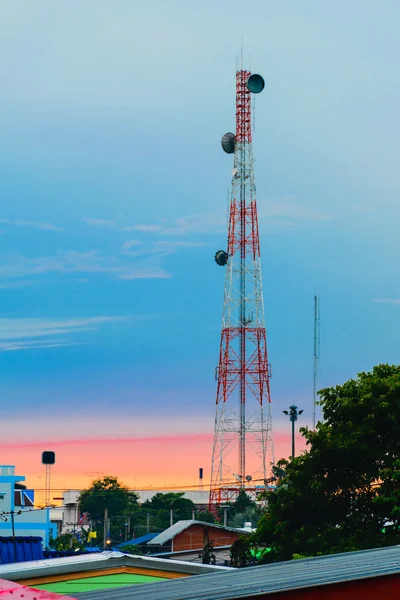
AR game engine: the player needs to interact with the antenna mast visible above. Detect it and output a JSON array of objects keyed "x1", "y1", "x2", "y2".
[
  {"x1": 210, "y1": 65, "x2": 274, "y2": 511},
  {"x1": 313, "y1": 294, "x2": 320, "y2": 429}
]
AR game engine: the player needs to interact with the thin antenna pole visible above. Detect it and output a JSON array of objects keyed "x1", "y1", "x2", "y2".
[{"x1": 313, "y1": 294, "x2": 320, "y2": 429}]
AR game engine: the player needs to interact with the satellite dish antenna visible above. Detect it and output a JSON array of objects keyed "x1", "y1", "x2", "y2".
[
  {"x1": 245, "y1": 475, "x2": 252, "y2": 482},
  {"x1": 221, "y1": 132, "x2": 236, "y2": 154},
  {"x1": 247, "y1": 74, "x2": 265, "y2": 94},
  {"x1": 233, "y1": 473, "x2": 243, "y2": 483}
]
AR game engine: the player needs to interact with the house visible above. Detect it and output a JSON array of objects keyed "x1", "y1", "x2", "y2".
[
  {"x1": 146, "y1": 520, "x2": 249, "y2": 553},
  {"x1": 0, "y1": 466, "x2": 56, "y2": 548}
]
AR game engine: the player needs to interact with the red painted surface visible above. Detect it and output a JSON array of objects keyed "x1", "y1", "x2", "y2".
[
  {"x1": 172, "y1": 524, "x2": 240, "y2": 552},
  {"x1": 0, "y1": 578, "x2": 74, "y2": 600},
  {"x1": 252, "y1": 574, "x2": 400, "y2": 600}
]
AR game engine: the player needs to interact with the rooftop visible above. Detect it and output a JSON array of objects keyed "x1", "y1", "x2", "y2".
[
  {"x1": 73, "y1": 544, "x2": 400, "y2": 600},
  {"x1": 148, "y1": 520, "x2": 249, "y2": 546},
  {"x1": 0, "y1": 550, "x2": 231, "y2": 587}
]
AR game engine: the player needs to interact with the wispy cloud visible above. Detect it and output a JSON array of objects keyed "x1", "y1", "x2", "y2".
[
  {"x1": 373, "y1": 298, "x2": 400, "y2": 305},
  {"x1": 119, "y1": 198, "x2": 331, "y2": 238},
  {"x1": 0, "y1": 316, "x2": 128, "y2": 341},
  {"x1": 121, "y1": 240, "x2": 142, "y2": 254},
  {"x1": 0, "y1": 316, "x2": 130, "y2": 352},
  {"x1": 0, "y1": 279, "x2": 38, "y2": 289},
  {"x1": 122, "y1": 224, "x2": 164, "y2": 233},
  {"x1": 0, "y1": 339, "x2": 84, "y2": 352},
  {"x1": 0, "y1": 250, "x2": 171, "y2": 282},
  {"x1": 122, "y1": 214, "x2": 226, "y2": 236},
  {"x1": 258, "y1": 196, "x2": 332, "y2": 222},
  {"x1": 0, "y1": 219, "x2": 62, "y2": 231},
  {"x1": 83, "y1": 218, "x2": 116, "y2": 227}
]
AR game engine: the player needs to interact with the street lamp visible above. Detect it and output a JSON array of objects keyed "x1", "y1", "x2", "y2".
[{"x1": 282, "y1": 405, "x2": 303, "y2": 458}]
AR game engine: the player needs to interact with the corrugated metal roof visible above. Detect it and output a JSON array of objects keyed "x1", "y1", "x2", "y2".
[
  {"x1": 148, "y1": 520, "x2": 246, "y2": 546},
  {"x1": 0, "y1": 550, "x2": 230, "y2": 582},
  {"x1": 73, "y1": 544, "x2": 400, "y2": 600},
  {"x1": 118, "y1": 533, "x2": 158, "y2": 547},
  {"x1": 0, "y1": 551, "x2": 126, "y2": 577}
]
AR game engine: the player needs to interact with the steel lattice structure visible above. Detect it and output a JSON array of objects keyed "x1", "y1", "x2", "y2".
[{"x1": 209, "y1": 68, "x2": 274, "y2": 510}]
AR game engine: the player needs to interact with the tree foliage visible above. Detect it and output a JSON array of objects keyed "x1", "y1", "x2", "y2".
[
  {"x1": 49, "y1": 533, "x2": 85, "y2": 551},
  {"x1": 79, "y1": 476, "x2": 138, "y2": 522},
  {"x1": 254, "y1": 365, "x2": 400, "y2": 562},
  {"x1": 141, "y1": 492, "x2": 196, "y2": 531}
]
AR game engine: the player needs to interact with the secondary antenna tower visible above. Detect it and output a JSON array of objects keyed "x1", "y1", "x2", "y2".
[
  {"x1": 209, "y1": 67, "x2": 274, "y2": 510},
  {"x1": 313, "y1": 294, "x2": 320, "y2": 429}
]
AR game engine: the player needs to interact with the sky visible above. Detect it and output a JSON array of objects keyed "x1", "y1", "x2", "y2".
[{"x1": 1, "y1": 0, "x2": 400, "y2": 494}]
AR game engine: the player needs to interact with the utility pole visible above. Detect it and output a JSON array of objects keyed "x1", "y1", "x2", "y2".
[
  {"x1": 170, "y1": 508, "x2": 173, "y2": 527},
  {"x1": 103, "y1": 507, "x2": 108, "y2": 550},
  {"x1": 313, "y1": 294, "x2": 320, "y2": 430},
  {"x1": 146, "y1": 511, "x2": 150, "y2": 534},
  {"x1": 11, "y1": 510, "x2": 17, "y2": 563}
]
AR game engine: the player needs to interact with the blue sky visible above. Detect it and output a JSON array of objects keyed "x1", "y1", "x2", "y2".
[{"x1": 1, "y1": 1, "x2": 400, "y2": 477}]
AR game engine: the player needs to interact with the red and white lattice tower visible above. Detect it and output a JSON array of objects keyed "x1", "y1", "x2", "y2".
[{"x1": 209, "y1": 68, "x2": 274, "y2": 510}]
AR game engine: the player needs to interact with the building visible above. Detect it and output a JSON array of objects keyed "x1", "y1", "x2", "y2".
[
  {"x1": 146, "y1": 520, "x2": 249, "y2": 553},
  {"x1": 0, "y1": 550, "x2": 231, "y2": 595},
  {"x1": 69, "y1": 544, "x2": 400, "y2": 600},
  {"x1": 0, "y1": 466, "x2": 56, "y2": 548}
]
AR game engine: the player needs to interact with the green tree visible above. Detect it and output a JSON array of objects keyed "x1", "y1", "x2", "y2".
[
  {"x1": 79, "y1": 476, "x2": 138, "y2": 545},
  {"x1": 233, "y1": 490, "x2": 256, "y2": 514},
  {"x1": 142, "y1": 492, "x2": 195, "y2": 530},
  {"x1": 230, "y1": 506, "x2": 262, "y2": 529},
  {"x1": 196, "y1": 510, "x2": 217, "y2": 524},
  {"x1": 79, "y1": 476, "x2": 138, "y2": 521},
  {"x1": 49, "y1": 533, "x2": 85, "y2": 552},
  {"x1": 253, "y1": 365, "x2": 400, "y2": 562}
]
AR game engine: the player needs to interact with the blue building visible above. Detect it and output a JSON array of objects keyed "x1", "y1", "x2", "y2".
[{"x1": 0, "y1": 465, "x2": 56, "y2": 547}]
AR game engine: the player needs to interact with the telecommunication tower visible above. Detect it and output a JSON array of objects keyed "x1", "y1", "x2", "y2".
[{"x1": 209, "y1": 66, "x2": 274, "y2": 510}]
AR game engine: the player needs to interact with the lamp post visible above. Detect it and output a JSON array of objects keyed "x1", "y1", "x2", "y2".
[{"x1": 282, "y1": 405, "x2": 303, "y2": 458}]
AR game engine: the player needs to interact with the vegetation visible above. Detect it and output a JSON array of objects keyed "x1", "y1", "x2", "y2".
[
  {"x1": 117, "y1": 544, "x2": 143, "y2": 555},
  {"x1": 78, "y1": 476, "x2": 138, "y2": 545},
  {"x1": 79, "y1": 476, "x2": 138, "y2": 521},
  {"x1": 49, "y1": 533, "x2": 86, "y2": 552},
  {"x1": 252, "y1": 364, "x2": 400, "y2": 562}
]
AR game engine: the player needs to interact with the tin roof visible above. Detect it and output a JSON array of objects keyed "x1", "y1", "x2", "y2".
[
  {"x1": 118, "y1": 533, "x2": 158, "y2": 546},
  {"x1": 148, "y1": 520, "x2": 247, "y2": 546},
  {"x1": 73, "y1": 544, "x2": 400, "y2": 600},
  {"x1": 0, "y1": 550, "x2": 231, "y2": 582}
]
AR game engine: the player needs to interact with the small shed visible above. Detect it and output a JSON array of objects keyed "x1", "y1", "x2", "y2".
[{"x1": 147, "y1": 520, "x2": 248, "y2": 553}]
